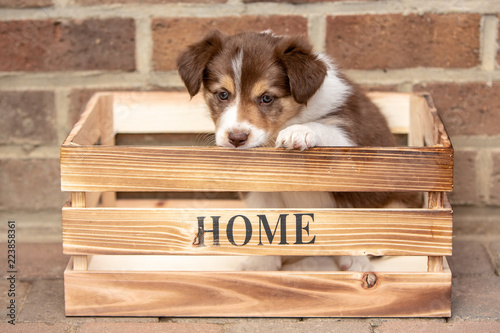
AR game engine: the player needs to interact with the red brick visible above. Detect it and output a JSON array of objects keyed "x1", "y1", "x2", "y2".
[
  {"x1": 0, "y1": 19, "x2": 135, "y2": 72},
  {"x1": 0, "y1": 91, "x2": 56, "y2": 145},
  {"x1": 490, "y1": 151, "x2": 500, "y2": 206},
  {"x1": 414, "y1": 82, "x2": 500, "y2": 136},
  {"x1": 152, "y1": 16, "x2": 308, "y2": 71},
  {"x1": 326, "y1": 14, "x2": 481, "y2": 69},
  {"x1": 448, "y1": 150, "x2": 478, "y2": 205},
  {"x1": 77, "y1": 0, "x2": 224, "y2": 3},
  {"x1": 0, "y1": 159, "x2": 66, "y2": 211},
  {"x1": 78, "y1": 323, "x2": 223, "y2": 333},
  {"x1": 0, "y1": 0, "x2": 52, "y2": 7}
]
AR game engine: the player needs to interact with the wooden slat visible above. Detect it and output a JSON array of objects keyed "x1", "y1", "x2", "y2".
[
  {"x1": 71, "y1": 193, "x2": 88, "y2": 271},
  {"x1": 64, "y1": 93, "x2": 114, "y2": 146},
  {"x1": 64, "y1": 268, "x2": 451, "y2": 317},
  {"x1": 428, "y1": 256, "x2": 444, "y2": 272},
  {"x1": 60, "y1": 146, "x2": 453, "y2": 192},
  {"x1": 101, "y1": 192, "x2": 116, "y2": 207},
  {"x1": 409, "y1": 94, "x2": 434, "y2": 147},
  {"x1": 62, "y1": 207, "x2": 452, "y2": 256},
  {"x1": 113, "y1": 91, "x2": 214, "y2": 134},
  {"x1": 111, "y1": 91, "x2": 410, "y2": 135},
  {"x1": 368, "y1": 92, "x2": 410, "y2": 135},
  {"x1": 427, "y1": 191, "x2": 445, "y2": 272}
]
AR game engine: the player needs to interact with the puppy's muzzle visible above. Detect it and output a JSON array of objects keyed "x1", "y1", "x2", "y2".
[{"x1": 228, "y1": 132, "x2": 249, "y2": 148}]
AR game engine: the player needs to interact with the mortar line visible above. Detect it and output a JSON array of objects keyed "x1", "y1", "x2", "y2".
[
  {"x1": 0, "y1": 145, "x2": 60, "y2": 159},
  {"x1": 1, "y1": 0, "x2": 500, "y2": 21},
  {"x1": 135, "y1": 16, "x2": 153, "y2": 76},
  {"x1": 308, "y1": 14, "x2": 326, "y2": 54},
  {"x1": 480, "y1": 14, "x2": 499, "y2": 71},
  {"x1": 55, "y1": 88, "x2": 71, "y2": 146},
  {"x1": 1, "y1": 68, "x2": 500, "y2": 91},
  {"x1": 477, "y1": 148, "x2": 493, "y2": 205}
]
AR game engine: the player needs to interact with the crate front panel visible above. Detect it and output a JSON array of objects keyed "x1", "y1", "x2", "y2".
[
  {"x1": 60, "y1": 146, "x2": 453, "y2": 192},
  {"x1": 62, "y1": 207, "x2": 452, "y2": 256},
  {"x1": 64, "y1": 268, "x2": 451, "y2": 317}
]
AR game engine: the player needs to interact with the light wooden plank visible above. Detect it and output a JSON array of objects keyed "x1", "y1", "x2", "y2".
[
  {"x1": 409, "y1": 94, "x2": 434, "y2": 147},
  {"x1": 64, "y1": 269, "x2": 451, "y2": 317},
  {"x1": 100, "y1": 94, "x2": 115, "y2": 146},
  {"x1": 85, "y1": 192, "x2": 101, "y2": 208},
  {"x1": 114, "y1": 198, "x2": 245, "y2": 209},
  {"x1": 427, "y1": 192, "x2": 445, "y2": 272},
  {"x1": 428, "y1": 256, "x2": 444, "y2": 272},
  {"x1": 113, "y1": 91, "x2": 214, "y2": 134},
  {"x1": 62, "y1": 207, "x2": 452, "y2": 256},
  {"x1": 101, "y1": 192, "x2": 116, "y2": 207},
  {"x1": 409, "y1": 93, "x2": 452, "y2": 149},
  {"x1": 428, "y1": 191, "x2": 444, "y2": 209},
  {"x1": 60, "y1": 146, "x2": 454, "y2": 192},
  {"x1": 367, "y1": 92, "x2": 411, "y2": 135},
  {"x1": 86, "y1": 254, "x2": 430, "y2": 272},
  {"x1": 71, "y1": 193, "x2": 88, "y2": 271},
  {"x1": 63, "y1": 94, "x2": 102, "y2": 146},
  {"x1": 64, "y1": 93, "x2": 114, "y2": 146},
  {"x1": 112, "y1": 91, "x2": 411, "y2": 135}
]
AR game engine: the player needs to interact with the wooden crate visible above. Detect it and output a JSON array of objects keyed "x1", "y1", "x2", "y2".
[{"x1": 61, "y1": 91, "x2": 453, "y2": 317}]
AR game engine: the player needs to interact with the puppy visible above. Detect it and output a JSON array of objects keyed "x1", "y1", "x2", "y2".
[{"x1": 177, "y1": 30, "x2": 416, "y2": 272}]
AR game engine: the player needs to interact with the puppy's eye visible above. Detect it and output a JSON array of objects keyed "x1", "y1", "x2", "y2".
[
  {"x1": 261, "y1": 95, "x2": 274, "y2": 104},
  {"x1": 218, "y1": 91, "x2": 229, "y2": 101}
]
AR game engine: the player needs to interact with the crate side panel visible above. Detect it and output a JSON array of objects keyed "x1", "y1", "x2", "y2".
[
  {"x1": 64, "y1": 93, "x2": 114, "y2": 146},
  {"x1": 62, "y1": 208, "x2": 453, "y2": 256},
  {"x1": 112, "y1": 91, "x2": 409, "y2": 135},
  {"x1": 368, "y1": 92, "x2": 411, "y2": 135},
  {"x1": 60, "y1": 146, "x2": 453, "y2": 192},
  {"x1": 113, "y1": 92, "x2": 214, "y2": 134},
  {"x1": 64, "y1": 270, "x2": 451, "y2": 317}
]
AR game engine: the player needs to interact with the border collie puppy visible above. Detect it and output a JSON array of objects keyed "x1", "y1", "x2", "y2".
[{"x1": 177, "y1": 30, "x2": 414, "y2": 271}]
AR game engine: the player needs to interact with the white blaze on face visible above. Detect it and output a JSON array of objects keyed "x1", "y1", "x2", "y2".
[{"x1": 215, "y1": 49, "x2": 268, "y2": 148}]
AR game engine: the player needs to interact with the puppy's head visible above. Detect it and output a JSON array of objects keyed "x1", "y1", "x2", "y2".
[{"x1": 177, "y1": 30, "x2": 327, "y2": 148}]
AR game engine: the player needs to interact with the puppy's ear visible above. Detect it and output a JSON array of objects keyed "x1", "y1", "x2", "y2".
[
  {"x1": 276, "y1": 37, "x2": 327, "y2": 104},
  {"x1": 177, "y1": 30, "x2": 225, "y2": 97}
]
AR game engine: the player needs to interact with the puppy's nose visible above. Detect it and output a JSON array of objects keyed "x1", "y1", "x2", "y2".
[{"x1": 228, "y1": 132, "x2": 249, "y2": 148}]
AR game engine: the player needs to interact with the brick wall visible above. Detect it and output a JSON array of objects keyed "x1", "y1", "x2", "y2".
[{"x1": 1, "y1": 1, "x2": 499, "y2": 225}]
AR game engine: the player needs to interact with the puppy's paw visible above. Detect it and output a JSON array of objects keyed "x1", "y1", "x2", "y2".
[
  {"x1": 335, "y1": 256, "x2": 373, "y2": 272},
  {"x1": 237, "y1": 256, "x2": 282, "y2": 271},
  {"x1": 276, "y1": 125, "x2": 317, "y2": 151}
]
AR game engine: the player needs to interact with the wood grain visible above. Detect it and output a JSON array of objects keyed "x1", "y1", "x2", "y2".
[
  {"x1": 71, "y1": 193, "x2": 88, "y2": 271},
  {"x1": 62, "y1": 207, "x2": 452, "y2": 256},
  {"x1": 64, "y1": 266, "x2": 451, "y2": 317},
  {"x1": 60, "y1": 146, "x2": 453, "y2": 192},
  {"x1": 111, "y1": 91, "x2": 409, "y2": 135},
  {"x1": 368, "y1": 92, "x2": 411, "y2": 135},
  {"x1": 64, "y1": 93, "x2": 114, "y2": 146},
  {"x1": 112, "y1": 91, "x2": 214, "y2": 134},
  {"x1": 427, "y1": 256, "x2": 444, "y2": 272}
]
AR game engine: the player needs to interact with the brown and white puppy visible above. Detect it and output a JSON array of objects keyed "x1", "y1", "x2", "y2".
[{"x1": 178, "y1": 30, "x2": 414, "y2": 271}]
